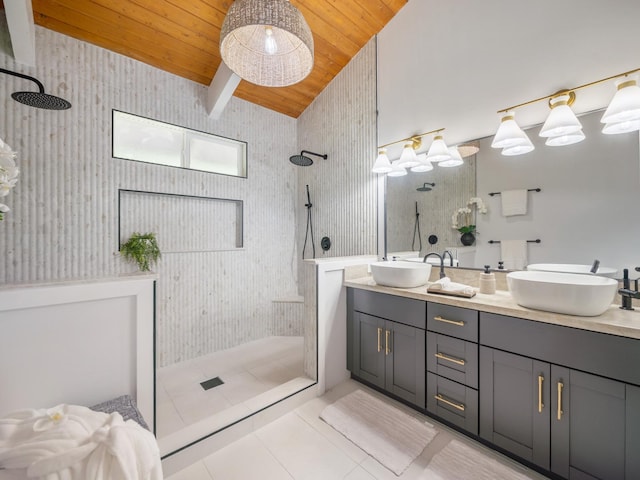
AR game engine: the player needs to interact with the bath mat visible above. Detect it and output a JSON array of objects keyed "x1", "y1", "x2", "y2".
[
  {"x1": 320, "y1": 389, "x2": 437, "y2": 475},
  {"x1": 424, "y1": 439, "x2": 536, "y2": 479}
]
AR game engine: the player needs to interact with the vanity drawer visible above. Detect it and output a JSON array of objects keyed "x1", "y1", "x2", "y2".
[
  {"x1": 427, "y1": 372, "x2": 478, "y2": 435},
  {"x1": 352, "y1": 288, "x2": 426, "y2": 330},
  {"x1": 427, "y1": 332, "x2": 478, "y2": 389},
  {"x1": 427, "y1": 303, "x2": 478, "y2": 342}
]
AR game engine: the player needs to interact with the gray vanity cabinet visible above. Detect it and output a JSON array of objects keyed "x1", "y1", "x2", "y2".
[
  {"x1": 347, "y1": 288, "x2": 426, "y2": 408},
  {"x1": 480, "y1": 311, "x2": 640, "y2": 479},
  {"x1": 550, "y1": 367, "x2": 640, "y2": 479},
  {"x1": 479, "y1": 347, "x2": 551, "y2": 470}
]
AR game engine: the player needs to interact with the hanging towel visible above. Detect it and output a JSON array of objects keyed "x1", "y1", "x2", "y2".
[
  {"x1": 501, "y1": 189, "x2": 528, "y2": 216},
  {"x1": 501, "y1": 240, "x2": 528, "y2": 270}
]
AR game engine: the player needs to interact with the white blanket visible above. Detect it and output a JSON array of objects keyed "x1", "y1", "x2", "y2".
[{"x1": 0, "y1": 405, "x2": 162, "y2": 480}]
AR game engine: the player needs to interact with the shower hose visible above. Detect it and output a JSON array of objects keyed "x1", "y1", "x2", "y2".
[
  {"x1": 303, "y1": 184, "x2": 316, "y2": 259},
  {"x1": 412, "y1": 201, "x2": 422, "y2": 252}
]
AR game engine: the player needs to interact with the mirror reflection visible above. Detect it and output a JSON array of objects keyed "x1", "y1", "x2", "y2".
[{"x1": 386, "y1": 109, "x2": 640, "y2": 275}]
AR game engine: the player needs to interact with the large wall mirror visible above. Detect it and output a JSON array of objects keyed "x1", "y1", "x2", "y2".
[{"x1": 385, "y1": 109, "x2": 640, "y2": 276}]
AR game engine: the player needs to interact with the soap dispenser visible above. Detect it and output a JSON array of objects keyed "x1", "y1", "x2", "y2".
[{"x1": 479, "y1": 265, "x2": 496, "y2": 294}]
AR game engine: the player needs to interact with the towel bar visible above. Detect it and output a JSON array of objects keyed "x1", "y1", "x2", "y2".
[
  {"x1": 488, "y1": 239, "x2": 541, "y2": 244},
  {"x1": 488, "y1": 188, "x2": 541, "y2": 197}
]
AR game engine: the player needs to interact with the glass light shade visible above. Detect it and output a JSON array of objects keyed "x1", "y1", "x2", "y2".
[
  {"x1": 387, "y1": 160, "x2": 407, "y2": 177},
  {"x1": 601, "y1": 77, "x2": 640, "y2": 124},
  {"x1": 410, "y1": 153, "x2": 433, "y2": 172},
  {"x1": 501, "y1": 136, "x2": 535, "y2": 156},
  {"x1": 491, "y1": 112, "x2": 532, "y2": 148},
  {"x1": 220, "y1": 0, "x2": 314, "y2": 87},
  {"x1": 371, "y1": 149, "x2": 392, "y2": 174},
  {"x1": 397, "y1": 142, "x2": 420, "y2": 168},
  {"x1": 426, "y1": 135, "x2": 451, "y2": 162},
  {"x1": 545, "y1": 130, "x2": 585, "y2": 146},
  {"x1": 439, "y1": 147, "x2": 464, "y2": 167},
  {"x1": 539, "y1": 94, "x2": 583, "y2": 137},
  {"x1": 602, "y1": 119, "x2": 640, "y2": 135}
]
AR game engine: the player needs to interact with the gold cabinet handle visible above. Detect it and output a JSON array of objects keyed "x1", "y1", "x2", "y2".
[
  {"x1": 538, "y1": 375, "x2": 544, "y2": 413},
  {"x1": 377, "y1": 327, "x2": 382, "y2": 353},
  {"x1": 434, "y1": 315, "x2": 465, "y2": 327},
  {"x1": 385, "y1": 329, "x2": 391, "y2": 355},
  {"x1": 435, "y1": 352, "x2": 466, "y2": 366},
  {"x1": 434, "y1": 394, "x2": 465, "y2": 412},
  {"x1": 557, "y1": 381, "x2": 564, "y2": 420}
]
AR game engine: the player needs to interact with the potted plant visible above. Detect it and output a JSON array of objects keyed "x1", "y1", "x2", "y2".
[
  {"x1": 120, "y1": 232, "x2": 161, "y2": 272},
  {"x1": 451, "y1": 197, "x2": 487, "y2": 246}
]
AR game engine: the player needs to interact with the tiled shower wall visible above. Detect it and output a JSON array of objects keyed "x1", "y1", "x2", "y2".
[
  {"x1": 0, "y1": 18, "x2": 299, "y2": 367},
  {"x1": 296, "y1": 39, "x2": 378, "y2": 268}
]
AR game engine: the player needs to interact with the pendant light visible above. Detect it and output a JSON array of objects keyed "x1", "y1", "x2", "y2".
[
  {"x1": 602, "y1": 119, "x2": 640, "y2": 135},
  {"x1": 425, "y1": 134, "x2": 452, "y2": 163},
  {"x1": 439, "y1": 147, "x2": 464, "y2": 167},
  {"x1": 539, "y1": 92, "x2": 583, "y2": 139},
  {"x1": 491, "y1": 111, "x2": 532, "y2": 150},
  {"x1": 410, "y1": 153, "x2": 434, "y2": 172},
  {"x1": 601, "y1": 76, "x2": 640, "y2": 125},
  {"x1": 387, "y1": 160, "x2": 407, "y2": 177},
  {"x1": 502, "y1": 136, "x2": 535, "y2": 156},
  {"x1": 397, "y1": 142, "x2": 420, "y2": 168},
  {"x1": 545, "y1": 130, "x2": 585, "y2": 146},
  {"x1": 220, "y1": 0, "x2": 314, "y2": 87},
  {"x1": 371, "y1": 149, "x2": 393, "y2": 174}
]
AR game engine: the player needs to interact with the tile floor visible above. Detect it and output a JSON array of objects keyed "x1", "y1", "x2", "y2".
[
  {"x1": 156, "y1": 336, "x2": 307, "y2": 438},
  {"x1": 165, "y1": 379, "x2": 550, "y2": 480}
]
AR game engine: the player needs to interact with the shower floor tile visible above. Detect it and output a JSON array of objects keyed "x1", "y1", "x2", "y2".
[{"x1": 157, "y1": 336, "x2": 307, "y2": 438}]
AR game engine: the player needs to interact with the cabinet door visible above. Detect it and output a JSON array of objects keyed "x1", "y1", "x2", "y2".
[
  {"x1": 480, "y1": 347, "x2": 550, "y2": 470},
  {"x1": 352, "y1": 312, "x2": 385, "y2": 389},
  {"x1": 385, "y1": 320, "x2": 425, "y2": 408},
  {"x1": 551, "y1": 366, "x2": 632, "y2": 479}
]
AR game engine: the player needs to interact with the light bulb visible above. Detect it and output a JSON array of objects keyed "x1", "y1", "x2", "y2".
[{"x1": 265, "y1": 27, "x2": 277, "y2": 55}]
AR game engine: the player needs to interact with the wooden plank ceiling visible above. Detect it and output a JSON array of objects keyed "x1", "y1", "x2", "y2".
[{"x1": 29, "y1": 0, "x2": 406, "y2": 118}]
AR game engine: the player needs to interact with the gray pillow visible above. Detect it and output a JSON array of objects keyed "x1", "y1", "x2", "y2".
[{"x1": 90, "y1": 394, "x2": 149, "y2": 431}]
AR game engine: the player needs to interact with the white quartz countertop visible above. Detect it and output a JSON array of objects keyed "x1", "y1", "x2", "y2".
[{"x1": 345, "y1": 275, "x2": 640, "y2": 340}]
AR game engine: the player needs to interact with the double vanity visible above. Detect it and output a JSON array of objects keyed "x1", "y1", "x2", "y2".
[{"x1": 344, "y1": 265, "x2": 640, "y2": 479}]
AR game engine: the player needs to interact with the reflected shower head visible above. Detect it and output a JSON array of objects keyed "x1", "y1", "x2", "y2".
[
  {"x1": 417, "y1": 182, "x2": 435, "y2": 192},
  {"x1": 1, "y1": 68, "x2": 72, "y2": 110},
  {"x1": 290, "y1": 150, "x2": 328, "y2": 166}
]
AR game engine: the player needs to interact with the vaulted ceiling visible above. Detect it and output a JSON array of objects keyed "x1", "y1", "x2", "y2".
[{"x1": 28, "y1": 0, "x2": 406, "y2": 118}]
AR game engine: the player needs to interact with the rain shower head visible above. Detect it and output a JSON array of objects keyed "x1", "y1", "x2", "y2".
[
  {"x1": 1, "y1": 68, "x2": 72, "y2": 110},
  {"x1": 417, "y1": 182, "x2": 435, "y2": 192},
  {"x1": 290, "y1": 150, "x2": 328, "y2": 166}
]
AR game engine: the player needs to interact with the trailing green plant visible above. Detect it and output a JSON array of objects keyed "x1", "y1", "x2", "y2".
[{"x1": 120, "y1": 232, "x2": 161, "y2": 272}]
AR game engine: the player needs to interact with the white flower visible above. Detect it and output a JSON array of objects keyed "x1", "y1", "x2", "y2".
[
  {"x1": 0, "y1": 203, "x2": 9, "y2": 213},
  {"x1": 0, "y1": 141, "x2": 19, "y2": 221}
]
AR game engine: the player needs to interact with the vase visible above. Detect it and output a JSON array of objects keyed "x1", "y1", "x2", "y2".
[{"x1": 460, "y1": 232, "x2": 475, "y2": 246}]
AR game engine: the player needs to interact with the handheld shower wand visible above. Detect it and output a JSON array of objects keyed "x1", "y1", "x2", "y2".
[{"x1": 302, "y1": 185, "x2": 316, "y2": 259}]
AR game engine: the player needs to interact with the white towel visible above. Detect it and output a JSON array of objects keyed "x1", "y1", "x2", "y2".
[
  {"x1": 501, "y1": 189, "x2": 528, "y2": 216},
  {"x1": 429, "y1": 277, "x2": 475, "y2": 296},
  {"x1": 501, "y1": 240, "x2": 528, "y2": 270}
]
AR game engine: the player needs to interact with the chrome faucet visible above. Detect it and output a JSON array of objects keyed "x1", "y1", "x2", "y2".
[
  {"x1": 619, "y1": 267, "x2": 640, "y2": 311},
  {"x1": 423, "y1": 252, "x2": 446, "y2": 279}
]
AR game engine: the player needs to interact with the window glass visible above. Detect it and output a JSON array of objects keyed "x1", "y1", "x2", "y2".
[{"x1": 113, "y1": 110, "x2": 247, "y2": 177}]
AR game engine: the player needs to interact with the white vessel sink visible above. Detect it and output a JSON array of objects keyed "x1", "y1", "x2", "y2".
[
  {"x1": 370, "y1": 261, "x2": 432, "y2": 288},
  {"x1": 527, "y1": 263, "x2": 618, "y2": 278},
  {"x1": 507, "y1": 271, "x2": 618, "y2": 317}
]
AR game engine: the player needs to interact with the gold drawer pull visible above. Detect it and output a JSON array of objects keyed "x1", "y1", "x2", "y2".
[
  {"x1": 377, "y1": 327, "x2": 382, "y2": 353},
  {"x1": 538, "y1": 375, "x2": 544, "y2": 413},
  {"x1": 435, "y1": 352, "x2": 466, "y2": 366},
  {"x1": 434, "y1": 315, "x2": 465, "y2": 327},
  {"x1": 557, "y1": 381, "x2": 564, "y2": 421},
  {"x1": 434, "y1": 394, "x2": 465, "y2": 412}
]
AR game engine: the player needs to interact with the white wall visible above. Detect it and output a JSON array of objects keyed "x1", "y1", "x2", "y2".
[
  {"x1": 474, "y1": 110, "x2": 640, "y2": 273},
  {"x1": 377, "y1": 0, "x2": 640, "y2": 152},
  {"x1": 0, "y1": 16, "x2": 299, "y2": 366}
]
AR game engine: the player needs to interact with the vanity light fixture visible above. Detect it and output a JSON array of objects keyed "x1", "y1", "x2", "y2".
[
  {"x1": 373, "y1": 128, "x2": 458, "y2": 175},
  {"x1": 492, "y1": 66, "x2": 640, "y2": 155},
  {"x1": 439, "y1": 147, "x2": 464, "y2": 167}
]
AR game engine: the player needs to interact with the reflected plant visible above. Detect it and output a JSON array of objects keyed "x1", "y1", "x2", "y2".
[{"x1": 0, "y1": 138, "x2": 19, "y2": 222}]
